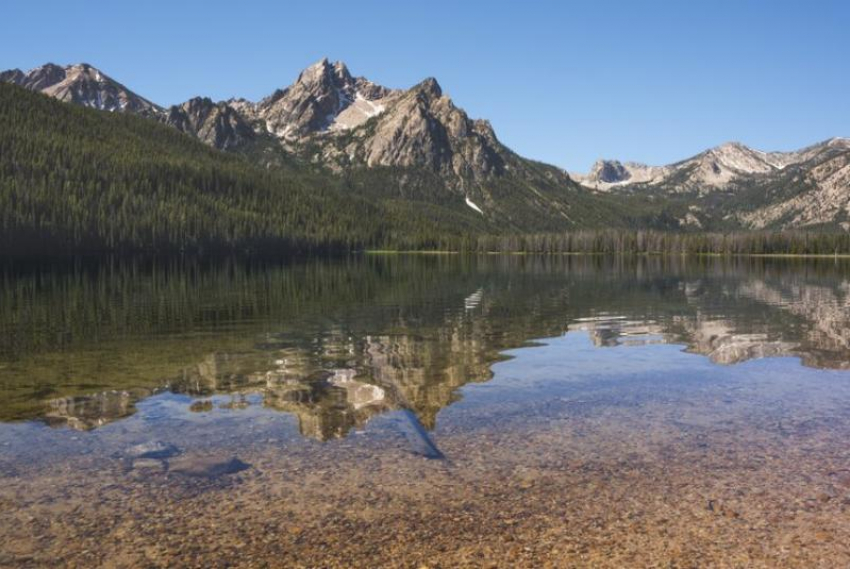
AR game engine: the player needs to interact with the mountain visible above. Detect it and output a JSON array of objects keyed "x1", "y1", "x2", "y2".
[
  {"x1": 576, "y1": 142, "x2": 800, "y2": 192},
  {"x1": 575, "y1": 159, "x2": 668, "y2": 188},
  {"x1": 2, "y1": 59, "x2": 624, "y2": 230},
  {"x1": 575, "y1": 138, "x2": 850, "y2": 230},
  {"x1": 153, "y1": 58, "x2": 626, "y2": 231},
  {"x1": 576, "y1": 139, "x2": 850, "y2": 192},
  {"x1": 3, "y1": 59, "x2": 849, "y2": 237},
  {"x1": 732, "y1": 139, "x2": 850, "y2": 229},
  {"x1": 254, "y1": 59, "x2": 395, "y2": 140},
  {"x1": 0, "y1": 63, "x2": 161, "y2": 115},
  {"x1": 225, "y1": 58, "x2": 505, "y2": 182},
  {"x1": 163, "y1": 97, "x2": 255, "y2": 150},
  {"x1": 0, "y1": 59, "x2": 525, "y2": 185},
  {"x1": 0, "y1": 81, "x2": 443, "y2": 256}
]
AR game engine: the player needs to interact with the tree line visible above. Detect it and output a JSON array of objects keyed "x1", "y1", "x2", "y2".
[{"x1": 473, "y1": 230, "x2": 850, "y2": 255}]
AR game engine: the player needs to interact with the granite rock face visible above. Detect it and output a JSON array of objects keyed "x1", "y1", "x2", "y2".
[
  {"x1": 354, "y1": 77, "x2": 506, "y2": 180},
  {"x1": 249, "y1": 60, "x2": 508, "y2": 182},
  {"x1": 588, "y1": 160, "x2": 632, "y2": 184},
  {"x1": 164, "y1": 97, "x2": 255, "y2": 150}
]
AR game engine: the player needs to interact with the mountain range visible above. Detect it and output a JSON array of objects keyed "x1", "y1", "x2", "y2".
[
  {"x1": 574, "y1": 138, "x2": 850, "y2": 230},
  {"x1": 2, "y1": 60, "x2": 509, "y2": 182},
  {"x1": 2, "y1": 59, "x2": 849, "y2": 244}
]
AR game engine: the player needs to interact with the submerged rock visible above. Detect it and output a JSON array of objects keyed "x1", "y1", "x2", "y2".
[
  {"x1": 131, "y1": 458, "x2": 167, "y2": 473},
  {"x1": 125, "y1": 441, "x2": 180, "y2": 460},
  {"x1": 169, "y1": 455, "x2": 251, "y2": 478},
  {"x1": 189, "y1": 400, "x2": 214, "y2": 413}
]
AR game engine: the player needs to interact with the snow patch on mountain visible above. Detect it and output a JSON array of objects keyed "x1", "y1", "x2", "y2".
[
  {"x1": 330, "y1": 91, "x2": 388, "y2": 131},
  {"x1": 465, "y1": 197, "x2": 484, "y2": 214}
]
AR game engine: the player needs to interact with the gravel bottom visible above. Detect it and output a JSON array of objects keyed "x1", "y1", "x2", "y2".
[{"x1": 2, "y1": 392, "x2": 850, "y2": 568}]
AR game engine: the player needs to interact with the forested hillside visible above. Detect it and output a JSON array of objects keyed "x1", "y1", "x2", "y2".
[{"x1": 0, "y1": 84, "x2": 490, "y2": 256}]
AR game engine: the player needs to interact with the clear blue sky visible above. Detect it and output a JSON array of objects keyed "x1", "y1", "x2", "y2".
[{"x1": 2, "y1": 0, "x2": 848, "y2": 172}]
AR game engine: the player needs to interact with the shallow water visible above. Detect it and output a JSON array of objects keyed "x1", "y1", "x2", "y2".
[{"x1": 2, "y1": 255, "x2": 850, "y2": 567}]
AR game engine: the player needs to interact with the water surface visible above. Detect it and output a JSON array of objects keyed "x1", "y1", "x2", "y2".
[{"x1": 2, "y1": 255, "x2": 850, "y2": 567}]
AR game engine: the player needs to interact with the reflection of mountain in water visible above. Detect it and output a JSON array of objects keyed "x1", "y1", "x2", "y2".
[
  {"x1": 44, "y1": 389, "x2": 151, "y2": 430},
  {"x1": 161, "y1": 326, "x2": 495, "y2": 440},
  {"x1": 4, "y1": 256, "x2": 850, "y2": 433},
  {"x1": 571, "y1": 317, "x2": 798, "y2": 365},
  {"x1": 570, "y1": 272, "x2": 850, "y2": 369}
]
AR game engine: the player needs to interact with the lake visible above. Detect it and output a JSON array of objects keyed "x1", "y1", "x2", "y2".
[{"x1": 1, "y1": 255, "x2": 850, "y2": 567}]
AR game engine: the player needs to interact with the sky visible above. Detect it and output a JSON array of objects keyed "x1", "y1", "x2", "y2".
[{"x1": 2, "y1": 0, "x2": 848, "y2": 172}]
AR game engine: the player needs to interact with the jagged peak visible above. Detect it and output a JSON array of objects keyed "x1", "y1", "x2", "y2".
[
  {"x1": 713, "y1": 141, "x2": 752, "y2": 153},
  {"x1": 589, "y1": 159, "x2": 632, "y2": 183},
  {"x1": 26, "y1": 62, "x2": 111, "y2": 82},
  {"x1": 227, "y1": 96, "x2": 254, "y2": 105},
  {"x1": 28, "y1": 62, "x2": 65, "y2": 73},
  {"x1": 180, "y1": 96, "x2": 215, "y2": 107},
  {"x1": 332, "y1": 60, "x2": 351, "y2": 77},
  {"x1": 592, "y1": 158, "x2": 624, "y2": 167},
  {"x1": 0, "y1": 68, "x2": 25, "y2": 84},
  {"x1": 18, "y1": 62, "x2": 125, "y2": 87},
  {"x1": 19, "y1": 62, "x2": 68, "y2": 89},
  {"x1": 697, "y1": 141, "x2": 766, "y2": 166},
  {"x1": 296, "y1": 57, "x2": 355, "y2": 87},
  {"x1": 411, "y1": 77, "x2": 442, "y2": 99},
  {"x1": 295, "y1": 58, "x2": 331, "y2": 84}
]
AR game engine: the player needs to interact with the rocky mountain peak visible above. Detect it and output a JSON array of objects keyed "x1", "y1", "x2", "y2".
[
  {"x1": 163, "y1": 97, "x2": 254, "y2": 150},
  {"x1": 28, "y1": 63, "x2": 68, "y2": 90},
  {"x1": 347, "y1": 73, "x2": 507, "y2": 181},
  {"x1": 296, "y1": 58, "x2": 352, "y2": 90},
  {"x1": 257, "y1": 58, "x2": 393, "y2": 140},
  {"x1": 572, "y1": 159, "x2": 665, "y2": 190},
  {"x1": 0, "y1": 62, "x2": 161, "y2": 115},
  {"x1": 716, "y1": 140, "x2": 747, "y2": 151},
  {"x1": 1, "y1": 63, "x2": 67, "y2": 90},
  {"x1": 589, "y1": 160, "x2": 631, "y2": 183},
  {"x1": 411, "y1": 77, "x2": 443, "y2": 99},
  {"x1": 691, "y1": 141, "x2": 776, "y2": 186},
  {"x1": 0, "y1": 68, "x2": 25, "y2": 85}
]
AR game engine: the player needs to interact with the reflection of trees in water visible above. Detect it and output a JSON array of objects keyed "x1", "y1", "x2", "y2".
[{"x1": 6, "y1": 255, "x2": 850, "y2": 432}]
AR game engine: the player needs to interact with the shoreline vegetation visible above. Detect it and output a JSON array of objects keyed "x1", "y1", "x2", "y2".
[
  {"x1": 366, "y1": 250, "x2": 850, "y2": 258},
  {"x1": 466, "y1": 231, "x2": 850, "y2": 256},
  {"x1": 8, "y1": 234, "x2": 850, "y2": 261}
]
